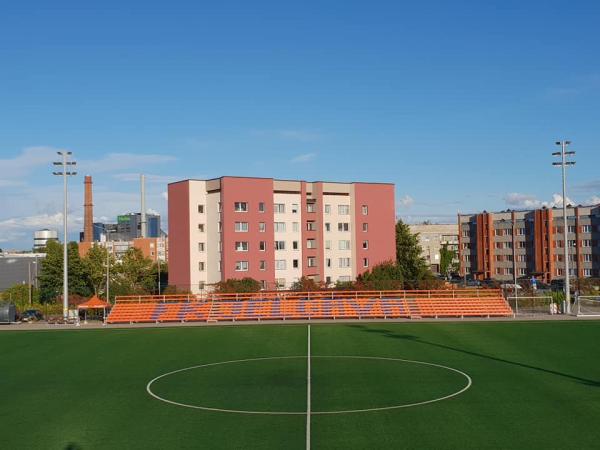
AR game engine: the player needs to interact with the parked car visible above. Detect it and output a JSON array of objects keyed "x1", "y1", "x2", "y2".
[{"x1": 19, "y1": 309, "x2": 43, "y2": 322}]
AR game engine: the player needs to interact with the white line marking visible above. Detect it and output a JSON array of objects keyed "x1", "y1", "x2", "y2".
[
  {"x1": 146, "y1": 356, "x2": 472, "y2": 415},
  {"x1": 306, "y1": 325, "x2": 311, "y2": 450}
]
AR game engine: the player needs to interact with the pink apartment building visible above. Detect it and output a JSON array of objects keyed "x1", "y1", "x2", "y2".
[{"x1": 168, "y1": 176, "x2": 396, "y2": 292}]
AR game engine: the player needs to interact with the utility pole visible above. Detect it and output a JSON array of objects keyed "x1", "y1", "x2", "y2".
[
  {"x1": 552, "y1": 141, "x2": 575, "y2": 314},
  {"x1": 53, "y1": 151, "x2": 77, "y2": 320},
  {"x1": 106, "y1": 229, "x2": 111, "y2": 304}
]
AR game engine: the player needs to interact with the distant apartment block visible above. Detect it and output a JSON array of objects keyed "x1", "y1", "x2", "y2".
[
  {"x1": 408, "y1": 224, "x2": 459, "y2": 274},
  {"x1": 168, "y1": 176, "x2": 396, "y2": 292},
  {"x1": 458, "y1": 205, "x2": 600, "y2": 282}
]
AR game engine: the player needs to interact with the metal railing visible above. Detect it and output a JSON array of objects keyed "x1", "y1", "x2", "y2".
[{"x1": 114, "y1": 288, "x2": 502, "y2": 304}]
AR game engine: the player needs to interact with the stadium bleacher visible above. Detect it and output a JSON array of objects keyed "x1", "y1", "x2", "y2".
[{"x1": 106, "y1": 289, "x2": 513, "y2": 324}]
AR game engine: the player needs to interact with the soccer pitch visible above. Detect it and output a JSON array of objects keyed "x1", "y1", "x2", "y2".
[{"x1": 2, "y1": 321, "x2": 600, "y2": 449}]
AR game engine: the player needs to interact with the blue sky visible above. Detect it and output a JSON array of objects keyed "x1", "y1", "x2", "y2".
[{"x1": 1, "y1": 0, "x2": 599, "y2": 250}]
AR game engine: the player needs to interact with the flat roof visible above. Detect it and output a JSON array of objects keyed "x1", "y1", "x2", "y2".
[{"x1": 168, "y1": 176, "x2": 394, "y2": 186}]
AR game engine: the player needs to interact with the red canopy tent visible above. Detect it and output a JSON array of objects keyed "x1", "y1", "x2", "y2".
[{"x1": 77, "y1": 295, "x2": 110, "y2": 323}]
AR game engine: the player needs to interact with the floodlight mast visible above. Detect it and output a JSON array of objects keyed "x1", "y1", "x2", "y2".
[
  {"x1": 552, "y1": 141, "x2": 575, "y2": 314},
  {"x1": 52, "y1": 151, "x2": 77, "y2": 320}
]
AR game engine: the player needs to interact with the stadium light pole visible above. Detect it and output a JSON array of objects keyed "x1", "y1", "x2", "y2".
[
  {"x1": 552, "y1": 141, "x2": 575, "y2": 314},
  {"x1": 53, "y1": 151, "x2": 77, "y2": 320}
]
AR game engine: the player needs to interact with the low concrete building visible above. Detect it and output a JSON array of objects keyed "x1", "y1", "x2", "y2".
[
  {"x1": 0, "y1": 253, "x2": 45, "y2": 292},
  {"x1": 408, "y1": 223, "x2": 459, "y2": 274}
]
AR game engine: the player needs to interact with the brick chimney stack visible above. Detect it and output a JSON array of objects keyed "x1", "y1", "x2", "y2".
[{"x1": 84, "y1": 175, "x2": 93, "y2": 242}]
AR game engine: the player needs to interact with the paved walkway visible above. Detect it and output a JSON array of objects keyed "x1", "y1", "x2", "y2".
[{"x1": 1, "y1": 314, "x2": 598, "y2": 331}]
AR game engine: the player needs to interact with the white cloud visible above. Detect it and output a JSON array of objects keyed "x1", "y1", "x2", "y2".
[
  {"x1": 397, "y1": 195, "x2": 414, "y2": 208},
  {"x1": 504, "y1": 192, "x2": 575, "y2": 209},
  {"x1": 586, "y1": 195, "x2": 600, "y2": 205},
  {"x1": 290, "y1": 152, "x2": 317, "y2": 163},
  {"x1": 504, "y1": 193, "x2": 542, "y2": 208},
  {"x1": 161, "y1": 191, "x2": 168, "y2": 200},
  {"x1": 0, "y1": 213, "x2": 82, "y2": 244}
]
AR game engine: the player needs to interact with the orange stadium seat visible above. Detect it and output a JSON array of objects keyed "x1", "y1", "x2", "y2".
[{"x1": 106, "y1": 289, "x2": 513, "y2": 324}]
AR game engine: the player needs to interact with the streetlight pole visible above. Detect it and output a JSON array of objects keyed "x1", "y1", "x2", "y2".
[
  {"x1": 53, "y1": 151, "x2": 77, "y2": 320},
  {"x1": 553, "y1": 141, "x2": 575, "y2": 314},
  {"x1": 105, "y1": 229, "x2": 111, "y2": 304}
]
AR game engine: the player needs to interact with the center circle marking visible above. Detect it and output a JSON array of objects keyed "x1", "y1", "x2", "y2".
[{"x1": 146, "y1": 356, "x2": 472, "y2": 415}]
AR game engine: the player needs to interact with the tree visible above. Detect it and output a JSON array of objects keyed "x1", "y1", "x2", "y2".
[
  {"x1": 83, "y1": 245, "x2": 118, "y2": 298},
  {"x1": 37, "y1": 240, "x2": 64, "y2": 303},
  {"x1": 113, "y1": 248, "x2": 156, "y2": 295},
  {"x1": 395, "y1": 220, "x2": 431, "y2": 285},
  {"x1": 290, "y1": 277, "x2": 321, "y2": 291},
  {"x1": 214, "y1": 278, "x2": 261, "y2": 293},
  {"x1": 37, "y1": 240, "x2": 92, "y2": 302},
  {"x1": 1, "y1": 284, "x2": 40, "y2": 310},
  {"x1": 440, "y1": 244, "x2": 458, "y2": 277},
  {"x1": 356, "y1": 261, "x2": 404, "y2": 290}
]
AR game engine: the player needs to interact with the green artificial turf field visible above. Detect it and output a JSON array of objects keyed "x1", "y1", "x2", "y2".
[{"x1": 1, "y1": 321, "x2": 600, "y2": 449}]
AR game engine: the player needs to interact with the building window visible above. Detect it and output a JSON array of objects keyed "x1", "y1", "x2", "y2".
[
  {"x1": 275, "y1": 260, "x2": 286, "y2": 270},
  {"x1": 363, "y1": 258, "x2": 369, "y2": 268},
  {"x1": 568, "y1": 240, "x2": 577, "y2": 247},
  {"x1": 584, "y1": 254, "x2": 593, "y2": 262},
  {"x1": 326, "y1": 258, "x2": 331, "y2": 268},
  {"x1": 307, "y1": 257, "x2": 317, "y2": 267},
  {"x1": 307, "y1": 239, "x2": 317, "y2": 249},
  {"x1": 338, "y1": 223, "x2": 349, "y2": 232},
  {"x1": 291, "y1": 204, "x2": 298, "y2": 214},
  {"x1": 293, "y1": 259, "x2": 299, "y2": 268},
  {"x1": 276, "y1": 278, "x2": 286, "y2": 289},
  {"x1": 199, "y1": 261, "x2": 205, "y2": 271},
  {"x1": 583, "y1": 240, "x2": 592, "y2": 247},
  {"x1": 234, "y1": 202, "x2": 248, "y2": 212},
  {"x1": 516, "y1": 227, "x2": 526, "y2": 235},
  {"x1": 324, "y1": 204, "x2": 331, "y2": 214},
  {"x1": 362, "y1": 205, "x2": 368, "y2": 215},
  {"x1": 274, "y1": 203, "x2": 285, "y2": 214},
  {"x1": 339, "y1": 240, "x2": 350, "y2": 250},
  {"x1": 198, "y1": 223, "x2": 205, "y2": 232},
  {"x1": 307, "y1": 221, "x2": 317, "y2": 231},
  {"x1": 235, "y1": 261, "x2": 249, "y2": 271},
  {"x1": 307, "y1": 202, "x2": 316, "y2": 213},
  {"x1": 568, "y1": 225, "x2": 577, "y2": 233},
  {"x1": 338, "y1": 205, "x2": 350, "y2": 215},
  {"x1": 325, "y1": 240, "x2": 331, "y2": 250},
  {"x1": 325, "y1": 223, "x2": 331, "y2": 232},
  {"x1": 259, "y1": 260, "x2": 266, "y2": 271},
  {"x1": 363, "y1": 223, "x2": 368, "y2": 232},
  {"x1": 518, "y1": 268, "x2": 527, "y2": 276},
  {"x1": 198, "y1": 204, "x2": 204, "y2": 213},
  {"x1": 362, "y1": 240, "x2": 368, "y2": 249},
  {"x1": 235, "y1": 222, "x2": 248, "y2": 232},
  {"x1": 198, "y1": 242, "x2": 205, "y2": 252},
  {"x1": 582, "y1": 225, "x2": 592, "y2": 233},
  {"x1": 217, "y1": 202, "x2": 222, "y2": 212},
  {"x1": 274, "y1": 222, "x2": 286, "y2": 232},
  {"x1": 292, "y1": 240, "x2": 299, "y2": 250},
  {"x1": 199, "y1": 282, "x2": 205, "y2": 290},
  {"x1": 584, "y1": 268, "x2": 592, "y2": 277},
  {"x1": 259, "y1": 222, "x2": 266, "y2": 232},
  {"x1": 259, "y1": 241, "x2": 266, "y2": 251},
  {"x1": 235, "y1": 241, "x2": 249, "y2": 251},
  {"x1": 292, "y1": 222, "x2": 300, "y2": 232},
  {"x1": 275, "y1": 241, "x2": 286, "y2": 250},
  {"x1": 258, "y1": 202, "x2": 265, "y2": 213},
  {"x1": 338, "y1": 257, "x2": 351, "y2": 268},
  {"x1": 338, "y1": 276, "x2": 351, "y2": 282}
]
